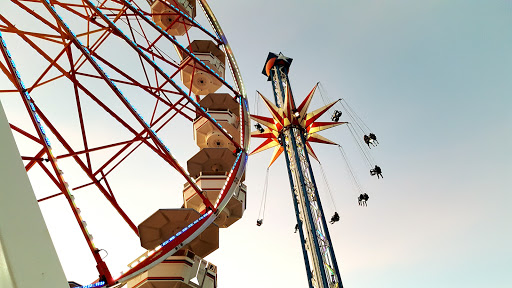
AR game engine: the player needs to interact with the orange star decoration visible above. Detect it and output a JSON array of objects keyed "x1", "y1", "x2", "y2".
[{"x1": 250, "y1": 83, "x2": 347, "y2": 167}]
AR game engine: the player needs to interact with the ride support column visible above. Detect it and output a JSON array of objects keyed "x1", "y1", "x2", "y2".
[
  {"x1": 261, "y1": 52, "x2": 343, "y2": 288},
  {"x1": 0, "y1": 100, "x2": 69, "y2": 288}
]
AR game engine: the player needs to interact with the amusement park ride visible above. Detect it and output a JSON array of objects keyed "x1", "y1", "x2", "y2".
[
  {"x1": 250, "y1": 52, "x2": 345, "y2": 288},
  {"x1": 0, "y1": 1, "x2": 381, "y2": 288}
]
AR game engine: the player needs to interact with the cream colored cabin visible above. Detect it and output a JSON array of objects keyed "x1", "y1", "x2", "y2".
[
  {"x1": 183, "y1": 148, "x2": 246, "y2": 228},
  {"x1": 138, "y1": 209, "x2": 219, "y2": 258},
  {"x1": 180, "y1": 41, "x2": 225, "y2": 96},
  {"x1": 127, "y1": 249, "x2": 216, "y2": 288},
  {"x1": 151, "y1": 0, "x2": 196, "y2": 36},
  {"x1": 193, "y1": 93, "x2": 241, "y2": 151}
]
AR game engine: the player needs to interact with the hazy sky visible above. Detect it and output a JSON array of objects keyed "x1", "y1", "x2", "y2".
[
  {"x1": 206, "y1": 1, "x2": 511, "y2": 287},
  {"x1": 1, "y1": 1, "x2": 511, "y2": 288}
]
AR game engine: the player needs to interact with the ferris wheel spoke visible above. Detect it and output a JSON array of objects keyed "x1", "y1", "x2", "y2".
[
  {"x1": 12, "y1": 0, "x2": 62, "y2": 32},
  {"x1": 37, "y1": 191, "x2": 65, "y2": 203},
  {"x1": 96, "y1": 141, "x2": 146, "y2": 180},
  {"x1": 32, "y1": 45, "x2": 71, "y2": 93},
  {"x1": 56, "y1": 137, "x2": 144, "y2": 160},
  {"x1": 100, "y1": 170, "x2": 116, "y2": 199},
  {"x1": 65, "y1": 45, "x2": 94, "y2": 170},
  {"x1": 136, "y1": 43, "x2": 181, "y2": 69},
  {"x1": 122, "y1": 12, "x2": 162, "y2": 74},
  {"x1": 121, "y1": 15, "x2": 180, "y2": 69}
]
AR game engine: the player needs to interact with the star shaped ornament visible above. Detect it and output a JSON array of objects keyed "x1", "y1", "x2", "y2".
[{"x1": 250, "y1": 83, "x2": 347, "y2": 167}]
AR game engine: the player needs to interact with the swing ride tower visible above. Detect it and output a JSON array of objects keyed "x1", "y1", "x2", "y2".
[{"x1": 253, "y1": 52, "x2": 343, "y2": 288}]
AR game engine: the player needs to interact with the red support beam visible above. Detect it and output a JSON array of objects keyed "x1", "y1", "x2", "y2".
[
  {"x1": 10, "y1": 124, "x2": 42, "y2": 144},
  {"x1": 37, "y1": 192, "x2": 64, "y2": 202},
  {"x1": 25, "y1": 149, "x2": 46, "y2": 172},
  {"x1": 91, "y1": 102, "x2": 183, "y2": 178},
  {"x1": 56, "y1": 137, "x2": 147, "y2": 159},
  {"x1": 38, "y1": 160, "x2": 62, "y2": 190},
  {"x1": 35, "y1": 103, "x2": 141, "y2": 236},
  {"x1": 66, "y1": 45, "x2": 92, "y2": 170}
]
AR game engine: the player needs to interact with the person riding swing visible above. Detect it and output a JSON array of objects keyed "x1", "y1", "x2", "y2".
[
  {"x1": 363, "y1": 135, "x2": 372, "y2": 148},
  {"x1": 330, "y1": 212, "x2": 340, "y2": 224},
  {"x1": 254, "y1": 123, "x2": 265, "y2": 133},
  {"x1": 369, "y1": 133, "x2": 378, "y2": 144},
  {"x1": 370, "y1": 165, "x2": 383, "y2": 179},
  {"x1": 331, "y1": 110, "x2": 342, "y2": 122},
  {"x1": 358, "y1": 193, "x2": 369, "y2": 206}
]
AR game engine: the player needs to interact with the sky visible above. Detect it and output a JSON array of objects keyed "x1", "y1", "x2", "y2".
[
  {"x1": 207, "y1": 1, "x2": 512, "y2": 287},
  {"x1": 1, "y1": 0, "x2": 511, "y2": 288}
]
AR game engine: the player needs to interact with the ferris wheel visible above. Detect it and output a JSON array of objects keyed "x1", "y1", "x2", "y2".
[{"x1": 0, "y1": 0, "x2": 249, "y2": 287}]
